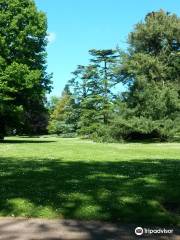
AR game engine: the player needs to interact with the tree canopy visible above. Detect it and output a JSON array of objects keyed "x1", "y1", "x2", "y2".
[
  {"x1": 0, "y1": 0, "x2": 51, "y2": 138},
  {"x1": 114, "y1": 10, "x2": 180, "y2": 141}
]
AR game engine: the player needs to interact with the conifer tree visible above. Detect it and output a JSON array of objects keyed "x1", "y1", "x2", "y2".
[
  {"x1": 114, "y1": 10, "x2": 180, "y2": 140},
  {"x1": 89, "y1": 49, "x2": 118, "y2": 124}
]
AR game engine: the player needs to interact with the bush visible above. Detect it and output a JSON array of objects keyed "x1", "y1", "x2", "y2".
[
  {"x1": 48, "y1": 120, "x2": 75, "y2": 135},
  {"x1": 111, "y1": 117, "x2": 176, "y2": 142},
  {"x1": 78, "y1": 123, "x2": 114, "y2": 142},
  {"x1": 59, "y1": 133, "x2": 77, "y2": 138},
  {"x1": 91, "y1": 124, "x2": 114, "y2": 143}
]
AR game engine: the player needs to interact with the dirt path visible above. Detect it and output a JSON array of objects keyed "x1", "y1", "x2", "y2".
[{"x1": 0, "y1": 218, "x2": 179, "y2": 240}]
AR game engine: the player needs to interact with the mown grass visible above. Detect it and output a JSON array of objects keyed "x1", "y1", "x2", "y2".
[{"x1": 0, "y1": 136, "x2": 180, "y2": 226}]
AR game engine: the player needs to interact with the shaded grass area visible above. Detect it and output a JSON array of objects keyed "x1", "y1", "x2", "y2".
[
  {"x1": 0, "y1": 139, "x2": 56, "y2": 144},
  {"x1": 0, "y1": 137, "x2": 180, "y2": 226},
  {"x1": 0, "y1": 158, "x2": 180, "y2": 225}
]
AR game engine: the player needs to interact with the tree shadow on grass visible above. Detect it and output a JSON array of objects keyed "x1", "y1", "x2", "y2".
[
  {"x1": 0, "y1": 157, "x2": 179, "y2": 226},
  {"x1": 0, "y1": 139, "x2": 56, "y2": 144}
]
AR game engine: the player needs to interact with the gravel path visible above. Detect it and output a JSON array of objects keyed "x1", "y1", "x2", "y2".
[{"x1": 0, "y1": 218, "x2": 179, "y2": 240}]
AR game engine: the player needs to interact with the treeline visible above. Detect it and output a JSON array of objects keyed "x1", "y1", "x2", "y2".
[
  {"x1": 0, "y1": 3, "x2": 179, "y2": 142},
  {"x1": 48, "y1": 10, "x2": 180, "y2": 142}
]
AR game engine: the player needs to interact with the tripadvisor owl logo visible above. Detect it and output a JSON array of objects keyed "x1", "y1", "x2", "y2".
[
  {"x1": 135, "y1": 227, "x2": 143, "y2": 236},
  {"x1": 135, "y1": 227, "x2": 174, "y2": 236}
]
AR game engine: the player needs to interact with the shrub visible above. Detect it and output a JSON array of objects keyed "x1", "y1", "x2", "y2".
[{"x1": 111, "y1": 117, "x2": 176, "y2": 141}]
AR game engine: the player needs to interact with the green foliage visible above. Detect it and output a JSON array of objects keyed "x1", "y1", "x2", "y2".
[
  {"x1": 68, "y1": 49, "x2": 118, "y2": 139},
  {"x1": 58, "y1": 10, "x2": 179, "y2": 142},
  {"x1": 0, "y1": 0, "x2": 51, "y2": 138},
  {"x1": 48, "y1": 85, "x2": 79, "y2": 135},
  {"x1": 48, "y1": 10, "x2": 179, "y2": 142},
  {"x1": 47, "y1": 96, "x2": 59, "y2": 114},
  {"x1": 114, "y1": 10, "x2": 180, "y2": 141},
  {"x1": 111, "y1": 116, "x2": 176, "y2": 141},
  {"x1": 129, "y1": 10, "x2": 180, "y2": 56},
  {"x1": 91, "y1": 124, "x2": 115, "y2": 143},
  {"x1": 70, "y1": 64, "x2": 104, "y2": 136}
]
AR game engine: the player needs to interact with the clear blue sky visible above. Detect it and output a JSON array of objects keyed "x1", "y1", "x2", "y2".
[{"x1": 35, "y1": 0, "x2": 180, "y2": 97}]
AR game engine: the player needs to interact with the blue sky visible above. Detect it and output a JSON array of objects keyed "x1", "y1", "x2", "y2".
[{"x1": 35, "y1": 0, "x2": 180, "y2": 97}]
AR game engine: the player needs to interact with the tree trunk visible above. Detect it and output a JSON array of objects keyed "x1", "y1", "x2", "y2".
[{"x1": 0, "y1": 117, "x2": 5, "y2": 140}]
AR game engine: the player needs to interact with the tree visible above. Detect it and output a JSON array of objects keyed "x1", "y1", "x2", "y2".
[
  {"x1": 47, "y1": 96, "x2": 59, "y2": 114},
  {"x1": 68, "y1": 49, "x2": 118, "y2": 138},
  {"x1": 77, "y1": 64, "x2": 104, "y2": 136},
  {"x1": 89, "y1": 49, "x2": 118, "y2": 124},
  {"x1": 115, "y1": 10, "x2": 180, "y2": 140},
  {"x1": 0, "y1": 0, "x2": 51, "y2": 139},
  {"x1": 21, "y1": 99, "x2": 49, "y2": 135},
  {"x1": 48, "y1": 85, "x2": 79, "y2": 135}
]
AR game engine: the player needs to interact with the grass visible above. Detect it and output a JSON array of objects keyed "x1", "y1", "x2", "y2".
[{"x1": 0, "y1": 136, "x2": 180, "y2": 226}]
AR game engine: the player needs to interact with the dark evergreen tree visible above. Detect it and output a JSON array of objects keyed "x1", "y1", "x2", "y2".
[
  {"x1": 68, "y1": 49, "x2": 118, "y2": 138},
  {"x1": 77, "y1": 64, "x2": 104, "y2": 136},
  {"x1": 114, "y1": 10, "x2": 180, "y2": 140}
]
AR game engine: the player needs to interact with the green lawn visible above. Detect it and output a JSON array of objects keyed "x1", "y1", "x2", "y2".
[{"x1": 0, "y1": 136, "x2": 180, "y2": 226}]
